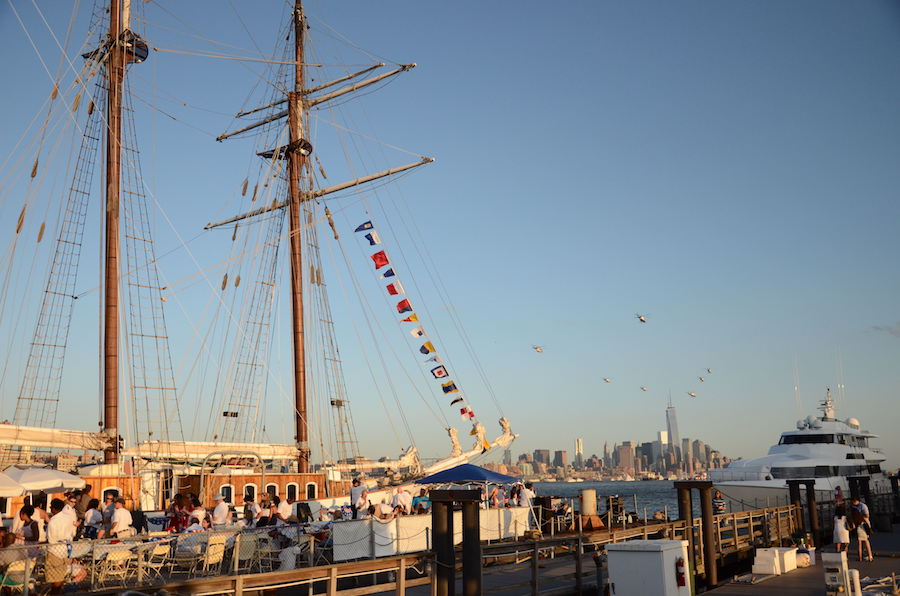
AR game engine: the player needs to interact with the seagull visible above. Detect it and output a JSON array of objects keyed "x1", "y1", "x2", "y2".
[
  {"x1": 635, "y1": 313, "x2": 648, "y2": 323},
  {"x1": 687, "y1": 392, "x2": 697, "y2": 397},
  {"x1": 531, "y1": 345, "x2": 543, "y2": 353},
  {"x1": 602, "y1": 378, "x2": 612, "y2": 383},
  {"x1": 698, "y1": 377, "x2": 705, "y2": 382},
  {"x1": 640, "y1": 386, "x2": 648, "y2": 392},
  {"x1": 706, "y1": 368, "x2": 712, "y2": 374}
]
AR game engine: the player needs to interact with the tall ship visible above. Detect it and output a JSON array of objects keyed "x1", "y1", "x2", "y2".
[
  {"x1": 709, "y1": 389, "x2": 888, "y2": 508},
  {"x1": 0, "y1": 0, "x2": 515, "y2": 515}
]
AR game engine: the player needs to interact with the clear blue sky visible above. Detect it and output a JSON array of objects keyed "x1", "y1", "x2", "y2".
[{"x1": 0, "y1": 1, "x2": 898, "y2": 468}]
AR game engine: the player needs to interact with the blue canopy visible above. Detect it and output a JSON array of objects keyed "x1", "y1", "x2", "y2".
[{"x1": 416, "y1": 463, "x2": 520, "y2": 485}]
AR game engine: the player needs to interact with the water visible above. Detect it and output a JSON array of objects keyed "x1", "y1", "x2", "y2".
[{"x1": 532, "y1": 480, "x2": 701, "y2": 519}]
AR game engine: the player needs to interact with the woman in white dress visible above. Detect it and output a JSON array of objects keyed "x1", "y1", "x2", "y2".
[{"x1": 833, "y1": 505, "x2": 850, "y2": 552}]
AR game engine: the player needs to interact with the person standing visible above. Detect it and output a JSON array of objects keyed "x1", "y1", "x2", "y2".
[
  {"x1": 833, "y1": 505, "x2": 851, "y2": 553},
  {"x1": 712, "y1": 491, "x2": 727, "y2": 515},
  {"x1": 243, "y1": 495, "x2": 261, "y2": 527},
  {"x1": 211, "y1": 493, "x2": 232, "y2": 526},
  {"x1": 107, "y1": 497, "x2": 135, "y2": 538},
  {"x1": 46, "y1": 498, "x2": 78, "y2": 593},
  {"x1": 350, "y1": 478, "x2": 368, "y2": 519},
  {"x1": 83, "y1": 499, "x2": 103, "y2": 539},
  {"x1": 274, "y1": 495, "x2": 292, "y2": 526}
]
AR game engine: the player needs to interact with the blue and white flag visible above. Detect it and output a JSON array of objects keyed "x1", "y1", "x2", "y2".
[
  {"x1": 354, "y1": 221, "x2": 374, "y2": 232},
  {"x1": 364, "y1": 231, "x2": 381, "y2": 246},
  {"x1": 380, "y1": 268, "x2": 395, "y2": 279}
]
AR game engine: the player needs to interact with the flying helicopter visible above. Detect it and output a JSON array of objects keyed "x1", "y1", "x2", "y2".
[
  {"x1": 635, "y1": 313, "x2": 648, "y2": 323},
  {"x1": 687, "y1": 392, "x2": 698, "y2": 398},
  {"x1": 602, "y1": 378, "x2": 612, "y2": 383},
  {"x1": 531, "y1": 345, "x2": 544, "y2": 353},
  {"x1": 698, "y1": 377, "x2": 705, "y2": 383},
  {"x1": 706, "y1": 368, "x2": 712, "y2": 374},
  {"x1": 640, "y1": 386, "x2": 649, "y2": 392}
]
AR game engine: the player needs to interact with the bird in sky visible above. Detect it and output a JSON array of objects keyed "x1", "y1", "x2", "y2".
[
  {"x1": 531, "y1": 345, "x2": 543, "y2": 353},
  {"x1": 698, "y1": 376, "x2": 705, "y2": 382},
  {"x1": 602, "y1": 378, "x2": 612, "y2": 383},
  {"x1": 635, "y1": 313, "x2": 648, "y2": 323},
  {"x1": 640, "y1": 386, "x2": 649, "y2": 392},
  {"x1": 687, "y1": 392, "x2": 698, "y2": 398},
  {"x1": 706, "y1": 368, "x2": 712, "y2": 374}
]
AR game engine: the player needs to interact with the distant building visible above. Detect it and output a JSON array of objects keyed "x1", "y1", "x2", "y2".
[
  {"x1": 666, "y1": 403, "x2": 681, "y2": 465},
  {"x1": 692, "y1": 440, "x2": 706, "y2": 466},
  {"x1": 616, "y1": 441, "x2": 636, "y2": 476},
  {"x1": 574, "y1": 438, "x2": 584, "y2": 469},
  {"x1": 533, "y1": 449, "x2": 550, "y2": 465},
  {"x1": 553, "y1": 450, "x2": 568, "y2": 469},
  {"x1": 503, "y1": 449, "x2": 512, "y2": 466}
]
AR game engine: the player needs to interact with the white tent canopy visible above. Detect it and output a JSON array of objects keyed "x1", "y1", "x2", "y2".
[
  {"x1": 0, "y1": 472, "x2": 26, "y2": 498},
  {"x1": 3, "y1": 465, "x2": 85, "y2": 494}
]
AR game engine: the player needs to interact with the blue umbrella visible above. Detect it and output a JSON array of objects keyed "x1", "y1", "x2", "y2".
[{"x1": 417, "y1": 463, "x2": 520, "y2": 485}]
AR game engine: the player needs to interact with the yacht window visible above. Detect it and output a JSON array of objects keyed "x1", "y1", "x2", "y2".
[
  {"x1": 846, "y1": 453, "x2": 864, "y2": 459},
  {"x1": 779, "y1": 434, "x2": 835, "y2": 445},
  {"x1": 867, "y1": 464, "x2": 881, "y2": 474}
]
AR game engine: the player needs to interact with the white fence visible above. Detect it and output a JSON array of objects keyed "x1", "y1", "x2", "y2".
[{"x1": 332, "y1": 507, "x2": 531, "y2": 562}]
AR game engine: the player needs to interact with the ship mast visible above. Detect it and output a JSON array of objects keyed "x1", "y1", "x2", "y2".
[
  {"x1": 103, "y1": 0, "x2": 126, "y2": 464},
  {"x1": 288, "y1": 0, "x2": 311, "y2": 472}
]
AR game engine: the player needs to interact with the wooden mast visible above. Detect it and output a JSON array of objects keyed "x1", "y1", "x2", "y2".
[
  {"x1": 103, "y1": 0, "x2": 125, "y2": 464},
  {"x1": 288, "y1": 0, "x2": 311, "y2": 472}
]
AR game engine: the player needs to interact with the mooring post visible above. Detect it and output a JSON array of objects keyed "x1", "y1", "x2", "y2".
[
  {"x1": 698, "y1": 484, "x2": 718, "y2": 588},
  {"x1": 431, "y1": 498, "x2": 453, "y2": 596},
  {"x1": 787, "y1": 479, "x2": 804, "y2": 533},
  {"x1": 804, "y1": 481, "x2": 820, "y2": 547},
  {"x1": 461, "y1": 499, "x2": 482, "y2": 596},
  {"x1": 575, "y1": 535, "x2": 584, "y2": 595},
  {"x1": 531, "y1": 541, "x2": 540, "y2": 596}
]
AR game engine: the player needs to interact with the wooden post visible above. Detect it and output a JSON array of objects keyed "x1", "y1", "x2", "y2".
[
  {"x1": 235, "y1": 576, "x2": 244, "y2": 596},
  {"x1": 232, "y1": 532, "x2": 241, "y2": 573},
  {"x1": 574, "y1": 535, "x2": 583, "y2": 595},
  {"x1": 698, "y1": 485, "x2": 718, "y2": 587},
  {"x1": 397, "y1": 557, "x2": 407, "y2": 594},
  {"x1": 531, "y1": 542, "x2": 539, "y2": 596},
  {"x1": 287, "y1": 0, "x2": 311, "y2": 471},
  {"x1": 461, "y1": 500, "x2": 482, "y2": 596},
  {"x1": 328, "y1": 565, "x2": 338, "y2": 595},
  {"x1": 309, "y1": 533, "x2": 316, "y2": 566},
  {"x1": 805, "y1": 481, "x2": 820, "y2": 547}
]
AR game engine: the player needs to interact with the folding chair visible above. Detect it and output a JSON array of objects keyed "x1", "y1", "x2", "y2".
[
  {"x1": 97, "y1": 550, "x2": 135, "y2": 586},
  {"x1": 232, "y1": 532, "x2": 260, "y2": 574},
  {"x1": 0, "y1": 560, "x2": 28, "y2": 593},
  {"x1": 195, "y1": 534, "x2": 227, "y2": 576},
  {"x1": 142, "y1": 541, "x2": 173, "y2": 580}
]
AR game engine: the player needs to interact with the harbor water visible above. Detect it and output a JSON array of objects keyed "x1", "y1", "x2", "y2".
[{"x1": 533, "y1": 480, "x2": 702, "y2": 518}]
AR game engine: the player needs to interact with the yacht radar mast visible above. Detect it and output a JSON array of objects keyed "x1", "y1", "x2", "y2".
[{"x1": 818, "y1": 388, "x2": 836, "y2": 421}]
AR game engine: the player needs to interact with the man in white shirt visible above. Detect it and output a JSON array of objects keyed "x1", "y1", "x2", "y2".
[
  {"x1": 274, "y1": 496, "x2": 292, "y2": 526},
  {"x1": 211, "y1": 493, "x2": 232, "y2": 526},
  {"x1": 46, "y1": 499, "x2": 77, "y2": 589},
  {"x1": 109, "y1": 497, "x2": 134, "y2": 538},
  {"x1": 393, "y1": 487, "x2": 413, "y2": 515},
  {"x1": 350, "y1": 478, "x2": 368, "y2": 519},
  {"x1": 243, "y1": 495, "x2": 261, "y2": 527}
]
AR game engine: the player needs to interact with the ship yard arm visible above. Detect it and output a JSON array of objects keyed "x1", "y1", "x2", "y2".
[
  {"x1": 216, "y1": 63, "x2": 415, "y2": 142},
  {"x1": 203, "y1": 157, "x2": 434, "y2": 230}
]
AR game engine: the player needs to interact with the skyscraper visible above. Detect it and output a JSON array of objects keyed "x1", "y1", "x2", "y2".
[
  {"x1": 574, "y1": 437, "x2": 584, "y2": 469},
  {"x1": 502, "y1": 448, "x2": 512, "y2": 466},
  {"x1": 533, "y1": 449, "x2": 550, "y2": 465},
  {"x1": 553, "y1": 450, "x2": 568, "y2": 469},
  {"x1": 666, "y1": 401, "x2": 681, "y2": 465}
]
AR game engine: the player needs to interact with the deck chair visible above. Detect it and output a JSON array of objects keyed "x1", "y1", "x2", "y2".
[
  {"x1": 143, "y1": 541, "x2": 172, "y2": 580},
  {"x1": 232, "y1": 532, "x2": 260, "y2": 574},
  {"x1": 97, "y1": 550, "x2": 135, "y2": 586},
  {"x1": 256, "y1": 532, "x2": 282, "y2": 573},
  {"x1": 0, "y1": 560, "x2": 28, "y2": 593},
  {"x1": 195, "y1": 534, "x2": 227, "y2": 576}
]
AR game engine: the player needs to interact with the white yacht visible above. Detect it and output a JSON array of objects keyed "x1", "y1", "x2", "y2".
[{"x1": 709, "y1": 390, "x2": 889, "y2": 510}]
